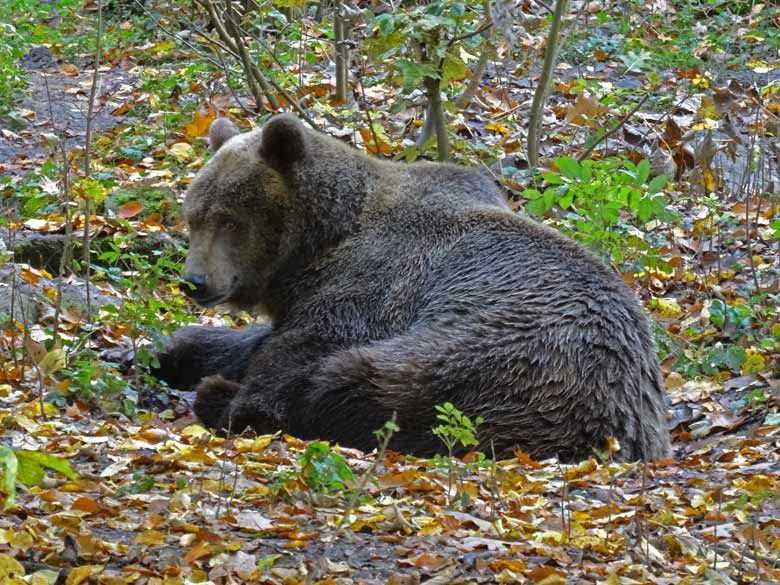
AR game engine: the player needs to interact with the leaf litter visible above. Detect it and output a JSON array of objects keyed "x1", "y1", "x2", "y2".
[{"x1": 1, "y1": 1, "x2": 779, "y2": 583}]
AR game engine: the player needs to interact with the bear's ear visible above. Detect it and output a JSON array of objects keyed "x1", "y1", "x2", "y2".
[
  {"x1": 259, "y1": 114, "x2": 307, "y2": 172},
  {"x1": 209, "y1": 118, "x2": 240, "y2": 152}
]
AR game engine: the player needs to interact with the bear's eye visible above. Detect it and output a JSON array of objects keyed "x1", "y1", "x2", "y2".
[{"x1": 225, "y1": 220, "x2": 237, "y2": 231}]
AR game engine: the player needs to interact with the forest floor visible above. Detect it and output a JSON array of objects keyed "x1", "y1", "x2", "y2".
[{"x1": 1, "y1": 1, "x2": 779, "y2": 584}]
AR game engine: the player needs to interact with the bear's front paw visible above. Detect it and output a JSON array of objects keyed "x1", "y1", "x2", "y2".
[{"x1": 193, "y1": 375, "x2": 242, "y2": 430}]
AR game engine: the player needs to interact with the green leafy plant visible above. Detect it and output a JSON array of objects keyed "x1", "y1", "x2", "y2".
[
  {"x1": 115, "y1": 472, "x2": 156, "y2": 498},
  {"x1": 433, "y1": 402, "x2": 482, "y2": 456},
  {"x1": 431, "y1": 402, "x2": 483, "y2": 507},
  {"x1": 298, "y1": 441, "x2": 354, "y2": 496},
  {"x1": 97, "y1": 231, "x2": 193, "y2": 401},
  {"x1": 524, "y1": 156, "x2": 676, "y2": 266},
  {"x1": 0, "y1": 446, "x2": 77, "y2": 510},
  {"x1": 369, "y1": 1, "x2": 477, "y2": 91},
  {"x1": 367, "y1": 1, "x2": 487, "y2": 159},
  {"x1": 52, "y1": 354, "x2": 136, "y2": 416},
  {"x1": 0, "y1": 28, "x2": 28, "y2": 118}
]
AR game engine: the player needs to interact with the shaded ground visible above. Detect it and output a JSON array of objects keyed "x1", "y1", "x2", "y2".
[
  {"x1": 1, "y1": 2, "x2": 780, "y2": 584},
  {"x1": 0, "y1": 46, "x2": 132, "y2": 175}
]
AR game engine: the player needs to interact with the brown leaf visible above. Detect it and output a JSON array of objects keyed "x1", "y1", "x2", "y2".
[
  {"x1": 185, "y1": 540, "x2": 212, "y2": 563},
  {"x1": 397, "y1": 554, "x2": 450, "y2": 571},
  {"x1": 565, "y1": 93, "x2": 608, "y2": 126},
  {"x1": 662, "y1": 117, "x2": 683, "y2": 150},
  {"x1": 513, "y1": 448, "x2": 543, "y2": 468},
  {"x1": 71, "y1": 497, "x2": 98, "y2": 513},
  {"x1": 59, "y1": 63, "x2": 79, "y2": 77},
  {"x1": 115, "y1": 200, "x2": 144, "y2": 219},
  {"x1": 110, "y1": 102, "x2": 131, "y2": 116}
]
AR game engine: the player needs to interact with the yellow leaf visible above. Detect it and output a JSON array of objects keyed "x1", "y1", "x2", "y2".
[
  {"x1": 535, "y1": 530, "x2": 565, "y2": 544},
  {"x1": 178, "y1": 446, "x2": 216, "y2": 464},
  {"x1": 133, "y1": 529, "x2": 166, "y2": 545},
  {"x1": 0, "y1": 553, "x2": 25, "y2": 579},
  {"x1": 65, "y1": 566, "x2": 94, "y2": 585},
  {"x1": 348, "y1": 514, "x2": 385, "y2": 532},
  {"x1": 10, "y1": 530, "x2": 33, "y2": 551},
  {"x1": 703, "y1": 167, "x2": 717, "y2": 192},
  {"x1": 691, "y1": 120, "x2": 717, "y2": 130},
  {"x1": 152, "y1": 39, "x2": 175, "y2": 53},
  {"x1": 20, "y1": 401, "x2": 57, "y2": 418},
  {"x1": 43, "y1": 286, "x2": 57, "y2": 302},
  {"x1": 650, "y1": 298, "x2": 682, "y2": 318},
  {"x1": 169, "y1": 142, "x2": 196, "y2": 162},
  {"x1": 181, "y1": 424, "x2": 211, "y2": 438},
  {"x1": 741, "y1": 349, "x2": 767, "y2": 375},
  {"x1": 665, "y1": 372, "x2": 685, "y2": 389},
  {"x1": 38, "y1": 348, "x2": 66, "y2": 376},
  {"x1": 30, "y1": 571, "x2": 59, "y2": 585},
  {"x1": 537, "y1": 577, "x2": 566, "y2": 585},
  {"x1": 485, "y1": 122, "x2": 511, "y2": 135},
  {"x1": 234, "y1": 435, "x2": 274, "y2": 453},
  {"x1": 696, "y1": 96, "x2": 719, "y2": 120},
  {"x1": 184, "y1": 108, "x2": 216, "y2": 138}
]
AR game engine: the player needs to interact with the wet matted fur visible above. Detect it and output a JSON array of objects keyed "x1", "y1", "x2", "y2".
[{"x1": 155, "y1": 114, "x2": 672, "y2": 462}]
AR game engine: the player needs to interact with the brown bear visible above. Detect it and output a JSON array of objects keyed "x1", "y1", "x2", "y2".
[{"x1": 155, "y1": 114, "x2": 672, "y2": 462}]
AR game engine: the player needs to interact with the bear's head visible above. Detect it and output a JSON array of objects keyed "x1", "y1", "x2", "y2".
[{"x1": 180, "y1": 115, "x2": 309, "y2": 311}]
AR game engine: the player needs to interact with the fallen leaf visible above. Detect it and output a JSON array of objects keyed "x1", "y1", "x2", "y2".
[
  {"x1": 184, "y1": 107, "x2": 216, "y2": 138},
  {"x1": 115, "y1": 200, "x2": 144, "y2": 219}
]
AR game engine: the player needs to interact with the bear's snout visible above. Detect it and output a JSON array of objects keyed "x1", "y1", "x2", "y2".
[{"x1": 180, "y1": 273, "x2": 210, "y2": 302}]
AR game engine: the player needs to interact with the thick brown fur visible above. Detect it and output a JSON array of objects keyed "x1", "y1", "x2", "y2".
[{"x1": 156, "y1": 114, "x2": 672, "y2": 462}]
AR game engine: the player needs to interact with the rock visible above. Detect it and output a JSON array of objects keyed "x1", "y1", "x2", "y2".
[
  {"x1": 1, "y1": 228, "x2": 187, "y2": 274},
  {"x1": 19, "y1": 46, "x2": 55, "y2": 71},
  {"x1": 6, "y1": 231, "x2": 72, "y2": 274},
  {"x1": 0, "y1": 264, "x2": 120, "y2": 324},
  {"x1": 129, "y1": 231, "x2": 188, "y2": 261}
]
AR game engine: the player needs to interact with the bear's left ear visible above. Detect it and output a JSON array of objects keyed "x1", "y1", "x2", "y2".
[
  {"x1": 209, "y1": 118, "x2": 240, "y2": 152},
  {"x1": 259, "y1": 114, "x2": 307, "y2": 172}
]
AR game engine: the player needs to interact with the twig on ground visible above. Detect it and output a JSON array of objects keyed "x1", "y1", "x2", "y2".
[
  {"x1": 576, "y1": 94, "x2": 650, "y2": 162},
  {"x1": 340, "y1": 413, "x2": 397, "y2": 533}
]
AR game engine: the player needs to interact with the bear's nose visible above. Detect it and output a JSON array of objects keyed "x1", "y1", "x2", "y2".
[{"x1": 181, "y1": 273, "x2": 209, "y2": 299}]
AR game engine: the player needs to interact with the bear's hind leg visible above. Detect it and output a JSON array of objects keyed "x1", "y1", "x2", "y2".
[{"x1": 290, "y1": 344, "x2": 445, "y2": 455}]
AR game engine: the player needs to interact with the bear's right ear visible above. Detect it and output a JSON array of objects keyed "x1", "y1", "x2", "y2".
[
  {"x1": 259, "y1": 114, "x2": 307, "y2": 172},
  {"x1": 209, "y1": 118, "x2": 240, "y2": 152}
]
